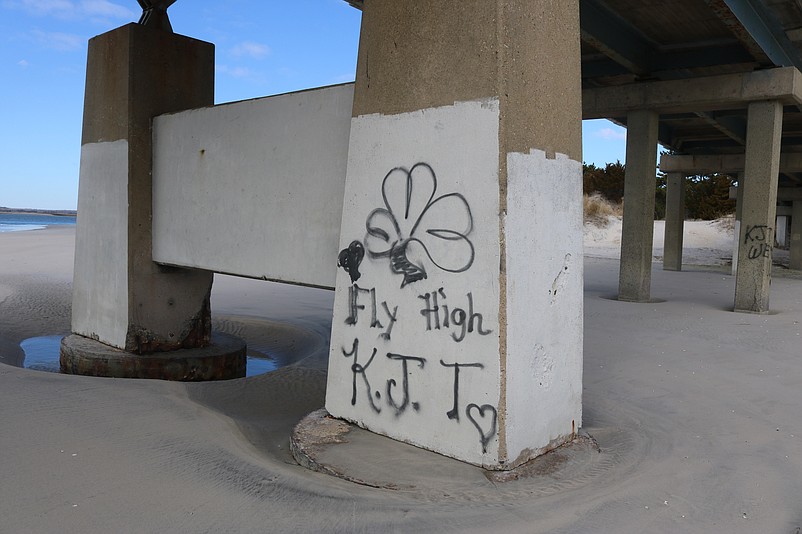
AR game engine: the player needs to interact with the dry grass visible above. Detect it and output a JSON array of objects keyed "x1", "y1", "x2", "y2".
[
  {"x1": 584, "y1": 193, "x2": 622, "y2": 226},
  {"x1": 711, "y1": 213, "x2": 736, "y2": 232}
]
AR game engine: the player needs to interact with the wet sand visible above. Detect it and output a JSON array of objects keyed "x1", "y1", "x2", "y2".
[{"x1": 1, "y1": 226, "x2": 801, "y2": 532}]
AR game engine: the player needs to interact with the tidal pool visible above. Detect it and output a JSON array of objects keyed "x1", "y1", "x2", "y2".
[{"x1": 19, "y1": 335, "x2": 279, "y2": 377}]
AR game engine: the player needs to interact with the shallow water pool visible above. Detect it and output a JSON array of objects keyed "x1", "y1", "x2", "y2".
[{"x1": 20, "y1": 335, "x2": 279, "y2": 377}]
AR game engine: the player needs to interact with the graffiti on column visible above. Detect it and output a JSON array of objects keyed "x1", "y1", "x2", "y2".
[
  {"x1": 337, "y1": 241, "x2": 364, "y2": 283},
  {"x1": 744, "y1": 225, "x2": 773, "y2": 260},
  {"x1": 336, "y1": 162, "x2": 497, "y2": 454},
  {"x1": 360, "y1": 163, "x2": 475, "y2": 288},
  {"x1": 466, "y1": 403, "x2": 498, "y2": 454}
]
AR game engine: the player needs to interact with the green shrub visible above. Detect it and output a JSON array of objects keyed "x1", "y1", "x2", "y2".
[{"x1": 583, "y1": 161, "x2": 735, "y2": 221}]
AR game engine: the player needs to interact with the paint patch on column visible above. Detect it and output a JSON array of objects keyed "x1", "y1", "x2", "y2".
[
  {"x1": 326, "y1": 99, "x2": 502, "y2": 467},
  {"x1": 529, "y1": 344, "x2": 554, "y2": 389},
  {"x1": 504, "y1": 148, "x2": 583, "y2": 466},
  {"x1": 71, "y1": 140, "x2": 130, "y2": 349}
]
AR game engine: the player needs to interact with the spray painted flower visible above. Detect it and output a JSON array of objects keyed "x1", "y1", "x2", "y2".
[{"x1": 365, "y1": 163, "x2": 475, "y2": 288}]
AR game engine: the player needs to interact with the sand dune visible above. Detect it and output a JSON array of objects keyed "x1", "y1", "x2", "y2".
[{"x1": 0, "y1": 225, "x2": 800, "y2": 532}]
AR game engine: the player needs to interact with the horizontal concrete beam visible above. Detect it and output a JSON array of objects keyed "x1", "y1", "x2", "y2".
[
  {"x1": 660, "y1": 152, "x2": 802, "y2": 173},
  {"x1": 729, "y1": 186, "x2": 802, "y2": 201},
  {"x1": 152, "y1": 84, "x2": 354, "y2": 289},
  {"x1": 779, "y1": 188, "x2": 802, "y2": 201},
  {"x1": 583, "y1": 67, "x2": 802, "y2": 119}
]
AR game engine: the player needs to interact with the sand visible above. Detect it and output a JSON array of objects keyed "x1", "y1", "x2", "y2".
[{"x1": 0, "y1": 225, "x2": 801, "y2": 532}]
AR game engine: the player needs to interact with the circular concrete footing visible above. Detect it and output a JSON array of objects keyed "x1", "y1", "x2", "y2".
[
  {"x1": 290, "y1": 409, "x2": 611, "y2": 498},
  {"x1": 60, "y1": 332, "x2": 246, "y2": 381}
]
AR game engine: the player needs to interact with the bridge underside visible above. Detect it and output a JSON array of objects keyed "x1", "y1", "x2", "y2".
[{"x1": 346, "y1": 0, "x2": 802, "y2": 311}]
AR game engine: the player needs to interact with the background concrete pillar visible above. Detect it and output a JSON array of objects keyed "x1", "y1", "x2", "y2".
[
  {"x1": 734, "y1": 100, "x2": 782, "y2": 313},
  {"x1": 326, "y1": 0, "x2": 583, "y2": 470},
  {"x1": 791, "y1": 200, "x2": 802, "y2": 270},
  {"x1": 663, "y1": 172, "x2": 685, "y2": 271},
  {"x1": 619, "y1": 110, "x2": 659, "y2": 301},
  {"x1": 65, "y1": 24, "x2": 244, "y2": 379},
  {"x1": 732, "y1": 175, "x2": 744, "y2": 275}
]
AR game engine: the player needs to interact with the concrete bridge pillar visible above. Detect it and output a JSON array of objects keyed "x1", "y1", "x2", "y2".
[
  {"x1": 62, "y1": 23, "x2": 245, "y2": 379},
  {"x1": 663, "y1": 172, "x2": 686, "y2": 271},
  {"x1": 325, "y1": 0, "x2": 583, "y2": 469},
  {"x1": 618, "y1": 110, "x2": 659, "y2": 301},
  {"x1": 734, "y1": 100, "x2": 782, "y2": 313}
]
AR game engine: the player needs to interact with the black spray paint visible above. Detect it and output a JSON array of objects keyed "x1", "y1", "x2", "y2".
[{"x1": 337, "y1": 240, "x2": 365, "y2": 283}]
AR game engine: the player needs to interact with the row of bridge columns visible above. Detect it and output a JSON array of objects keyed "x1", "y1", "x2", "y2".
[{"x1": 618, "y1": 100, "x2": 793, "y2": 314}]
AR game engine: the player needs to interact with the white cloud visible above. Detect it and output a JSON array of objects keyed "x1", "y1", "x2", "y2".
[
  {"x1": 595, "y1": 127, "x2": 626, "y2": 141},
  {"x1": 231, "y1": 41, "x2": 270, "y2": 59},
  {"x1": 216, "y1": 64, "x2": 256, "y2": 79},
  {"x1": 32, "y1": 29, "x2": 84, "y2": 51},
  {"x1": 3, "y1": 0, "x2": 134, "y2": 20},
  {"x1": 17, "y1": 58, "x2": 29, "y2": 67},
  {"x1": 79, "y1": 0, "x2": 133, "y2": 19},
  {"x1": 6, "y1": 0, "x2": 74, "y2": 16}
]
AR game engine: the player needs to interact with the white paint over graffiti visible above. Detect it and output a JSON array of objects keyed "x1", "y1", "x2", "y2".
[
  {"x1": 504, "y1": 149, "x2": 583, "y2": 462},
  {"x1": 529, "y1": 344, "x2": 554, "y2": 389},
  {"x1": 72, "y1": 140, "x2": 130, "y2": 348},
  {"x1": 326, "y1": 99, "x2": 502, "y2": 466}
]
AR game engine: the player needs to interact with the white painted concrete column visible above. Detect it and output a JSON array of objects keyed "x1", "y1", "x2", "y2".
[
  {"x1": 734, "y1": 101, "x2": 782, "y2": 313},
  {"x1": 326, "y1": 0, "x2": 583, "y2": 470},
  {"x1": 619, "y1": 110, "x2": 659, "y2": 302},
  {"x1": 732, "y1": 176, "x2": 744, "y2": 276},
  {"x1": 663, "y1": 172, "x2": 685, "y2": 271},
  {"x1": 63, "y1": 24, "x2": 245, "y2": 380},
  {"x1": 791, "y1": 200, "x2": 802, "y2": 270}
]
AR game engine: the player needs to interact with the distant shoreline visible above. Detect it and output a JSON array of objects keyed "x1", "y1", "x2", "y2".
[{"x1": 0, "y1": 207, "x2": 76, "y2": 217}]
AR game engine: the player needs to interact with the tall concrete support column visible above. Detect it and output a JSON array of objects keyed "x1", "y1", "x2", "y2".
[
  {"x1": 62, "y1": 23, "x2": 245, "y2": 379},
  {"x1": 734, "y1": 101, "x2": 782, "y2": 313},
  {"x1": 619, "y1": 110, "x2": 659, "y2": 301},
  {"x1": 732, "y1": 175, "x2": 744, "y2": 275},
  {"x1": 325, "y1": 0, "x2": 583, "y2": 469},
  {"x1": 790, "y1": 201, "x2": 802, "y2": 270},
  {"x1": 663, "y1": 173, "x2": 685, "y2": 271}
]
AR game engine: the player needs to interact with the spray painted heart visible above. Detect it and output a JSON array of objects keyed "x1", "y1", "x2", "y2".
[
  {"x1": 337, "y1": 240, "x2": 365, "y2": 283},
  {"x1": 466, "y1": 403, "x2": 498, "y2": 454}
]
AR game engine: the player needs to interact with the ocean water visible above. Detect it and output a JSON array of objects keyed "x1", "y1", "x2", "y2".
[{"x1": 0, "y1": 213, "x2": 77, "y2": 233}]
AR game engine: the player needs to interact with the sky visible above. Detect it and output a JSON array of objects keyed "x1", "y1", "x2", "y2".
[{"x1": 0, "y1": 0, "x2": 627, "y2": 210}]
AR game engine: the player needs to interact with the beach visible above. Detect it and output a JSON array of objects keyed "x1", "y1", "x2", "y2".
[{"x1": 1, "y1": 224, "x2": 801, "y2": 532}]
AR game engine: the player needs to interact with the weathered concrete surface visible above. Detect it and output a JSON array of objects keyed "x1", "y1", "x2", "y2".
[
  {"x1": 583, "y1": 67, "x2": 802, "y2": 118},
  {"x1": 734, "y1": 101, "x2": 782, "y2": 314},
  {"x1": 152, "y1": 84, "x2": 354, "y2": 289},
  {"x1": 290, "y1": 408, "x2": 601, "y2": 490},
  {"x1": 661, "y1": 153, "x2": 802, "y2": 173},
  {"x1": 663, "y1": 173, "x2": 685, "y2": 271},
  {"x1": 71, "y1": 23, "x2": 215, "y2": 355},
  {"x1": 352, "y1": 0, "x2": 582, "y2": 162},
  {"x1": 619, "y1": 109, "x2": 659, "y2": 302},
  {"x1": 327, "y1": 0, "x2": 583, "y2": 469},
  {"x1": 60, "y1": 332, "x2": 246, "y2": 381}
]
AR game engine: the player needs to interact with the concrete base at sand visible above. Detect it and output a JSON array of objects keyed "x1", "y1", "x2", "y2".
[{"x1": 60, "y1": 332, "x2": 246, "y2": 381}]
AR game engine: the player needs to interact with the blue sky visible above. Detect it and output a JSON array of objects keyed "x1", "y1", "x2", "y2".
[{"x1": 0, "y1": 0, "x2": 626, "y2": 210}]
